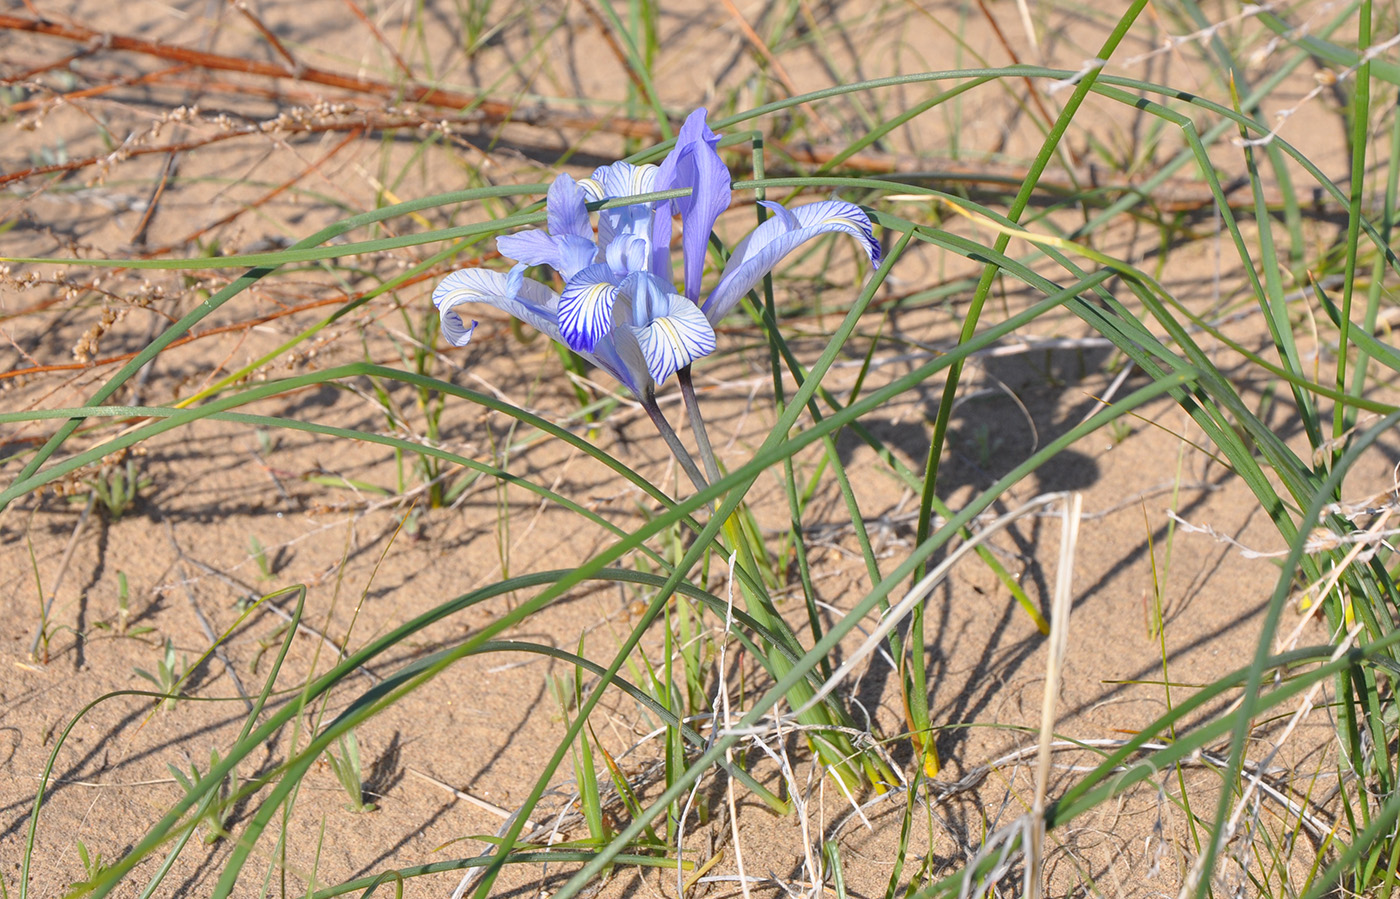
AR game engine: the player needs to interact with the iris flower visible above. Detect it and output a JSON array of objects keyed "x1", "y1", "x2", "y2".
[{"x1": 432, "y1": 108, "x2": 880, "y2": 399}]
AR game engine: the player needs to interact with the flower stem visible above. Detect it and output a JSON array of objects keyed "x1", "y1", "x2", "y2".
[
  {"x1": 677, "y1": 365, "x2": 878, "y2": 789},
  {"x1": 640, "y1": 393, "x2": 709, "y2": 496},
  {"x1": 677, "y1": 368, "x2": 722, "y2": 487}
]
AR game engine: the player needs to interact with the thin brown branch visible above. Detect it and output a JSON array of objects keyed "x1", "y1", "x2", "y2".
[
  {"x1": 233, "y1": 0, "x2": 304, "y2": 74},
  {"x1": 572, "y1": 0, "x2": 653, "y2": 107},
  {"x1": 6, "y1": 64, "x2": 191, "y2": 112},
  {"x1": 338, "y1": 0, "x2": 414, "y2": 80},
  {"x1": 717, "y1": 0, "x2": 833, "y2": 137},
  {"x1": 127, "y1": 151, "x2": 177, "y2": 247},
  {"x1": 0, "y1": 13, "x2": 664, "y2": 136},
  {"x1": 0, "y1": 114, "x2": 425, "y2": 187},
  {"x1": 972, "y1": 0, "x2": 1062, "y2": 143}
]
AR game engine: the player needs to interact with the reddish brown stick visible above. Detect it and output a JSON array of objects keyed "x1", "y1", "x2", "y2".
[{"x1": 0, "y1": 13, "x2": 664, "y2": 136}]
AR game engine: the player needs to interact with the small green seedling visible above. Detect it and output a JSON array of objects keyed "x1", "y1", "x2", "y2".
[
  {"x1": 248, "y1": 536, "x2": 274, "y2": 582},
  {"x1": 255, "y1": 426, "x2": 278, "y2": 456},
  {"x1": 134, "y1": 638, "x2": 187, "y2": 711},
  {"x1": 169, "y1": 749, "x2": 236, "y2": 844},
  {"x1": 74, "y1": 838, "x2": 106, "y2": 885},
  {"x1": 323, "y1": 731, "x2": 376, "y2": 812},
  {"x1": 92, "y1": 572, "x2": 154, "y2": 638},
  {"x1": 116, "y1": 571, "x2": 132, "y2": 634},
  {"x1": 86, "y1": 457, "x2": 151, "y2": 520}
]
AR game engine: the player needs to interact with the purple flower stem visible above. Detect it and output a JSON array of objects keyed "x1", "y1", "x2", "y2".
[
  {"x1": 676, "y1": 366, "x2": 722, "y2": 488},
  {"x1": 639, "y1": 393, "x2": 710, "y2": 497}
]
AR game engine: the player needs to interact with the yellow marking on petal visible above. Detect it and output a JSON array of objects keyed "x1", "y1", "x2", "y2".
[
  {"x1": 581, "y1": 282, "x2": 612, "y2": 304},
  {"x1": 655, "y1": 316, "x2": 684, "y2": 354}
]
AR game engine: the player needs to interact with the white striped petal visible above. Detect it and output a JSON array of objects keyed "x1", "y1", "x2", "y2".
[
  {"x1": 439, "y1": 308, "x2": 477, "y2": 346},
  {"x1": 581, "y1": 162, "x2": 662, "y2": 251},
  {"x1": 432, "y1": 267, "x2": 562, "y2": 346},
  {"x1": 558, "y1": 264, "x2": 621, "y2": 352},
  {"x1": 580, "y1": 162, "x2": 658, "y2": 200},
  {"x1": 634, "y1": 306, "x2": 715, "y2": 384},
  {"x1": 701, "y1": 199, "x2": 880, "y2": 323},
  {"x1": 613, "y1": 273, "x2": 715, "y2": 386}
]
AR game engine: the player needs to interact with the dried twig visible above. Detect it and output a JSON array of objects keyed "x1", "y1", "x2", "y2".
[
  {"x1": 28, "y1": 493, "x2": 96, "y2": 661},
  {"x1": 166, "y1": 522, "x2": 254, "y2": 712},
  {"x1": 0, "y1": 13, "x2": 662, "y2": 134}
]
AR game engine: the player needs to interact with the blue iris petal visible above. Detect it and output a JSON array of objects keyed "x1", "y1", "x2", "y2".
[
  {"x1": 605, "y1": 234, "x2": 651, "y2": 276},
  {"x1": 589, "y1": 334, "x2": 642, "y2": 396},
  {"x1": 700, "y1": 199, "x2": 880, "y2": 323},
  {"x1": 554, "y1": 235, "x2": 599, "y2": 280},
  {"x1": 432, "y1": 266, "x2": 563, "y2": 346},
  {"x1": 559, "y1": 263, "x2": 622, "y2": 352},
  {"x1": 494, "y1": 229, "x2": 560, "y2": 270},
  {"x1": 547, "y1": 173, "x2": 592, "y2": 242},
  {"x1": 495, "y1": 175, "x2": 597, "y2": 280},
  {"x1": 581, "y1": 162, "x2": 660, "y2": 250},
  {"x1": 789, "y1": 200, "x2": 882, "y2": 262},
  {"x1": 613, "y1": 272, "x2": 716, "y2": 386},
  {"x1": 496, "y1": 231, "x2": 598, "y2": 281},
  {"x1": 635, "y1": 301, "x2": 716, "y2": 384},
  {"x1": 656, "y1": 108, "x2": 732, "y2": 301},
  {"x1": 433, "y1": 265, "x2": 639, "y2": 391}
]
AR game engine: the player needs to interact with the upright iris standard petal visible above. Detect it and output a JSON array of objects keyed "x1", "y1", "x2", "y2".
[
  {"x1": 581, "y1": 162, "x2": 660, "y2": 251},
  {"x1": 580, "y1": 161, "x2": 659, "y2": 200},
  {"x1": 655, "y1": 108, "x2": 732, "y2": 301},
  {"x1": 433, "y1": 266, "x2": 564, "y2": 346},
  {"x1": 558, "y1": 263, "x2": 621, "y2": 353},
  {"x1": 700, "y1": 199, "x2": 881, "y2": 324},
  {"x1": 546, "y1": 173, "x2": 592, "y2": 242},
  {"x1": 613, "y1": 271, "x2": 717, "y2": 386}
]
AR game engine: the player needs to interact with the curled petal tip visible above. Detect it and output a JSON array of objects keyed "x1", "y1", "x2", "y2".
[
  {"x1": 443, "y1": 315, "x2": 478, "y2": 347},
  {"x1": 432, "y1": 266, "x2": 565, "y2": 347}
]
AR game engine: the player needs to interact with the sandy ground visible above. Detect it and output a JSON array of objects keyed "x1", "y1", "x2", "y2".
[{"x1": 2, "y1": 2, "x2": 1397, "y2": 897}]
